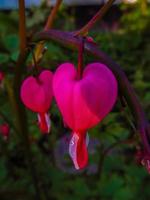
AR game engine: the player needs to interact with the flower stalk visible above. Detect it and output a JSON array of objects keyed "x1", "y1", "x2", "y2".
[
  {"x1": 77, "y1": 37, "x2": 85, "y2": 79},
  {"x1": 74, "y1": 0, "x2": 116, "y2": 36}
]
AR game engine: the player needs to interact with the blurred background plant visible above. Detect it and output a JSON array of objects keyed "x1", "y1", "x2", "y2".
[{"x1": 0, "y1": 0, "x2": 150, "y2": 200}]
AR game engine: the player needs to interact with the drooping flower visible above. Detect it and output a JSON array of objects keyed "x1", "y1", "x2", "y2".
[
  {"x1": 53, "y1": 62, "x2": 118, "y2": 169},
  {"x1": 21, "y1": 70, "x2": 53, "y2": 133},
  {"x1": 0, "y1": 71, "x2": 5, "y2": 89},
  {"x1": 0, "y1": 123, "x2": 10, "y2": 140},
  {"x1": 136, "y1": 149, "x2": 150, "y2": 173},
  {"x1": 54, "y1": 133, "x2": 100, "y2": 174},
  {"x1": 0, "y1": 71, "x2": 4, "y2": 81}
]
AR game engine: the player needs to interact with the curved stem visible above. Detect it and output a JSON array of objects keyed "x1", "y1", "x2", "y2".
[
  {"x1": 33, "y1": 29, "x2": 150, "y2": 153},
  {"x1": 44, "y1": 0, "x2": 63, "y2": 30},
  {"x1": 29, "y1": 46, "x2": 40, "y2": 75},
  {"x1": 74, "y1": 0, "x2": 116, "y2": 36},
  {"x1": 98, "y1": 137, "x2": 135, "y2": 178}
]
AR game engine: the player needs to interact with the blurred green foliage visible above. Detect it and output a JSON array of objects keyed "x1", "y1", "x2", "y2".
[{"x1": 0, "y1": 2, "x2": 150, "y2": 200}]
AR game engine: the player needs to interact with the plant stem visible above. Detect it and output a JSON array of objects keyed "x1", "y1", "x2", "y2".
[
  {"x1": 74, "y1": 0, "x2": 116, "y2": 36},
  {"x1": 33, "y1": 29, "x2": 150, "y2": 154},
  {"x1": 30, "y1": 46, "x2": 40, "y2": 75},
  {"x1": 19, "y1": 0, "x2": 26, "y2": 52},
  {"x1": 140, "y1": 0, "x2": 148, "y2": 16},
  {"x1": 97, "y1": 137, "x2": 135, "y2": 178},
  {"x1": 34, "y1": 0, "x2": 62, "y2": 63},
  {"x1": 14, "y1": 0, "x2": 28, "y2": 88},
  {"x1": 44, "y1": 0, "x2": 62, "y2": 30},
  {"x1": 77, "y1": 37, "x2": 84, "y2": 79},
  {"x1": 9, "y1": 1, "x2": 46, "y2": 199}
]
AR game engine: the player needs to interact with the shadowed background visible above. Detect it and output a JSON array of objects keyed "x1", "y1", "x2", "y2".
[{"x1": 0, "y1": 0, "x2": 150, "y2": 200}]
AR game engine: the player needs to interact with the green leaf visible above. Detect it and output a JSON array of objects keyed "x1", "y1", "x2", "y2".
[
  {"x1": 4, "y1": 35, "x2": 19, "y2": 51},
  {"x1": 0, "y1": 53, "x2": 9, "y2": 63}
]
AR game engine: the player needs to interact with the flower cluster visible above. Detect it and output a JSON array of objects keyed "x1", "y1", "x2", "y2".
[{"x1": 21, "y1": 62, "x2": 118, "y2": 169}]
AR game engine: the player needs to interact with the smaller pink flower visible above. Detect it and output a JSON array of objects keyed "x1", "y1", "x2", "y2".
[
  {"x1": 20, "y1": 70, "x2": 53, "y2": 134},
  {"x1": 0, "y1": 71, "x2": 4, "y2": 82},
  {"x1": 0, "y1": 71, "x2": 5, "y2": 88},
  {"x1": 0, "y1": 123, "x2": 10, "y2": 140},
  {"x1": 86, "y1": 36, "x2": 97, "y2": 45},
  {"x1": 136, "y1": 150, "x2": 150, "y2": 173}
]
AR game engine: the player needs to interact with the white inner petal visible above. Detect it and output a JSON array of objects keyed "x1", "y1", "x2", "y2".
[
  {"x1": 69, "y1": 132, "x2": 89, "y2": 170},
  {"x1": 45, "y1": 113, "x2": 51, "y2": 132},
  {"x1": 37, "y1": 113, "x2": 51, "y2": 133},
  {"x1": 69, "y1": 133, "x2": 79, "y2": 170}
]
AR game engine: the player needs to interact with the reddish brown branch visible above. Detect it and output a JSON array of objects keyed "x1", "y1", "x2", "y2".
[
  {"x1": 18, "y1": 0, "x2": 26, "y2": 52},
  {"x1": 44, "y1": 0, "x2": 63, "y2": 30},
  {"x1": 74, "y1": 0, "x2": 116, "y2": 36},
  {"x1": 77, "y1": 37, "x2": 85, "y2": 79}
]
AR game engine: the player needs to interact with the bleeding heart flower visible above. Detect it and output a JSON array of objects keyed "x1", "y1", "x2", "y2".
[
  {"x1": 53, "y1": 62, "x2": 118, "y2": 169},
  {"x1": 0, "y1": 71, "x2": 5, "y2": 89},
  {"x1": 86, "y1": 36, "x2": 97, "y2": 45},
  {"x1": 21, "y1": 70, "x2": 53, "y2": 134},
  {"x1": 0, "y1": 123, "x2": 10, "y2": 140},
  {"x1": 0, "y1": 71, "x2": 4, "y2": 81},
  {"x1": 136, "y1": 150, "x2": 150, "y2": 173}
]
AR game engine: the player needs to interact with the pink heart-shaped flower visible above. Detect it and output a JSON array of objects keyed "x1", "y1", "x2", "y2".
[
  {"x1": 53, "y1": 62, "x2": 117, "y2": 169},
  {"x1": 0, "y1": 123, "x2": 10, "y2": 140},
  {"x1": 0, "y1": 71, "x2": 5, "y2": 89},
  {"x1": 21, "y1": 70, "x2": 53, "y2": 133}
]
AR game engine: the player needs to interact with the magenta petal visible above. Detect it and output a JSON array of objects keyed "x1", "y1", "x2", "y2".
[
  {"x1": 53, "y1": 62, "x2": 118, "y2": 132},
  {"x1": 37, "y1": 112, "x2": 51, "y2": 134},
  {"x1": 21, "y1": 70, "x2": 53, "y2": 113},
  {"x1": 69, "y1": 131, "x2": 88, "y2": 170},
  {"x1": 0, "y1": 123, "x2": 10, "y2": 140}
]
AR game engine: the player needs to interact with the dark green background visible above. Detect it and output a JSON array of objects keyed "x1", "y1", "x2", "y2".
[{"x1": 0, "y1": 1, "x2": 150, "y2": 200}]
